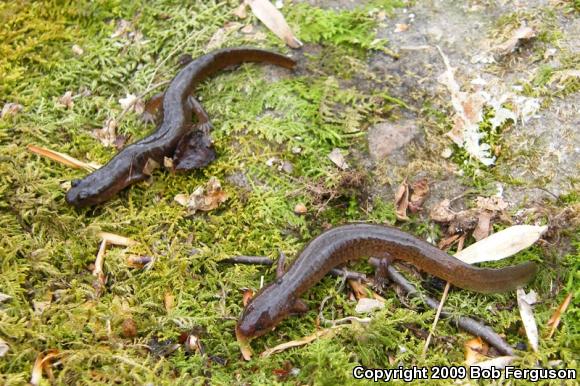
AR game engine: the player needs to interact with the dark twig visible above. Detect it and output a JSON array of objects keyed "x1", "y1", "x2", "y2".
[{"x1": 368, "y1": 257, "x2": 515, "y2": 356}]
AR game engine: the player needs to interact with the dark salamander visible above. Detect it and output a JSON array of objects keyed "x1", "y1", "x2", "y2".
[{"x1": 66, "y1": 47, "x2": 296, "y2": 207}]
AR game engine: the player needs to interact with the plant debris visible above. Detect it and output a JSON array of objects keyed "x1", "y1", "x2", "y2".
[
  {"x1": 517, "y1": 288, "x2": 539, "y2": 352},
  {"x1": 547, "y1": 293, "x2": 573, "y2": 339},
  {"x1": 174, "y1": 177, "x2": 229, "y2": 213},
  {"x1": 327, "y1": 148, "x2": 349, "y2": 170},
  {"x1": 245, "y1": 0, "x2": 302, "y2": 48},
  {"x1": 0, "y1": 102, "x2": 23, "y2": 118},
  {"x1": 464, "y1": 337, "x2": 489, "y2": 365},
  {"x1": 27, "y1": 144, "x2": 101, "y2": 171},
  {"x1": 92, "y1": 118, "x2": 118, "y2": 147}
]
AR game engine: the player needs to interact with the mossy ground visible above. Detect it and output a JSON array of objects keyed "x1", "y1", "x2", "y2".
[{"x1": 0, "y1": 0, "x2": 578, "y2": 385}]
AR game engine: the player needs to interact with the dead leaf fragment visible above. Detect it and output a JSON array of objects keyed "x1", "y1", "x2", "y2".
[
  {"x1": 472, "y1": 210, "x2": 493, "y2": 241},
  {"x1": 27, "y1": 144, "x2": 101, "y2": 172},
  {"x1": 241, "y1": 24, "x2": 254, "y2": 34},
  {"x1": 464, "y1": 337, "x2": 488, "y2": 365},
  {"x1": 142, "y1": 158, "x2": 160, "y2": 176},
  {"x1": 1, "y1": 102, "x2": 23, "y2": 118},
  {"x1": 57, "y1": 91, "x2": 74, "y2": 109},
  {"x1": 30, "y1": 350, "x2": 59, "y2": 386},
  {"x1": 294, "y1": 203, "x2": 307, "y2": 215},
  {"x1": 355, "y1": 298, "x2": 385, "y2": 313},
  {"x1": 408, "y1": 178, "x2": 429, "y2": 213},
  {"x1": 164, "y1": 292, "x2": 175, "y2": 312},
  {"x1": 121, "y1": 318, "x2": 138, "y2": 338},
  {"x1": 394, "y1": 23, "x2": 409, "y2": 33},
  {"x1": 247, "y1": 0, "x2": 302, "y2": 48},
  {"x1": 93, "y1": 118, "x2": 117, "y2": 147},
  {"x1": 234, "y1": 2, "x2": 248, "y2": 18},
  {"x1": 517, "y1": 288, "x2": 539, "y2": 352},
  {"x1": 328, "y1": 148, "x2": 349, "y2": 170},
  {"x1": 72, "y1": 44, "x2": 84, "y2": 55},
  {"x1": 98, "y1": 232, "x2": 137, "y2": 247},
  {"x1": 207, "y1": 22, "x2": 243, "y2": 50},
  {"x1": 547, "y1": 293, "x2": 573, "y2": 339},
  {"x1": 0, "y1": 338, "x2": 8, "y2": 357},
  {"x1": 429, "y1": 199, "x2": 456, "y2": 223},
  {"x1": 119, "y1": 93, "x2": 144, "y2": 114},
  {"x1": 126, "y1": 254, "x2": 153, "y2": 268},
  {"x1": 0, "y1": 293, "x2": 11, "y2": 303},
  {"x1": 493, "y1": 25, "x2": 536, "y2": 56},
  {"x1": 394, "y1": 179, "x2": 410, "y2": 221},
  {"x1": 174, "y1": 177, "x2": 229, "y2": 213},
  {"x1": 242, "y1": 289, "x2": 254, "y2": 306}
]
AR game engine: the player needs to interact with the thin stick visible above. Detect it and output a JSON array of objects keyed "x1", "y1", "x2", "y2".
[{"x1": 422, "y1": 282, "x2": 450, "y2": 356}]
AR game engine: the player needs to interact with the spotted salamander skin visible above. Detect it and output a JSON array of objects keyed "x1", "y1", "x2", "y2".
[
  {"x1": 236, "y1": 223, "x2": 537, "y2": 340},
  {"x1": 65, "y1": 47, "x2": 296, "y2": 208}
]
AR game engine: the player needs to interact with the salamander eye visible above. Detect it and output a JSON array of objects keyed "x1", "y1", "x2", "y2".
[{"x1": 71, "y1": 179, "x2": 81, "y2": 188}]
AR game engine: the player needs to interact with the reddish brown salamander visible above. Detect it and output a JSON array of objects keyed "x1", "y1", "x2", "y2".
[
  {"x1": 236, "y1": 223, "x2": 537, "y2": 341},
  {"x1": 66, "y1": 47, "x2": 296, "y2": 207}
]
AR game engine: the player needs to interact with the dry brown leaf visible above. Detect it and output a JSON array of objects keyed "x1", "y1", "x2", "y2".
[
  {"x1": 348, "y1": 280, "x2": 385, "y2": 302},
  {"x1": 260, "y1": 326, "x2": 344, "y2": 357},
  {"x1": 247, "y1": 0, "x2": 302, "y2": 48},
  {"x1": 493, "y1": 25, "x2": 536, "y2": 56},
  {"x1": 547, "y1": 293, "x2": 573, "y2": 339},
  {"x1": 233, "y1": 2, "x2": 248, "y2": 19},
  {"x1": 207, "y1": 22, "x2": 243, "y2": 50},
  {"x1": 464, "y1": 337, "x2": 488, "y2": 365},
  {"x1": 1, "y1": 102, "x2": 23, "y2": 118},
  {"x1": 57, "y1": 91, "x2": 74, "y2": 109},
  {"x1": 476, "y1": 196, "x2": 508, "y2": 212},
  {"x1": 429, "y1": 199, "x2": 456, "y2": 223},
  {"x1": 142, "y1": 158, "x2": 160, "y2": 176},
  {"x1": 174, "y1": 177, "x2": 229, "y2": 213},
  {"x1": 438, "y1": 233, "x2": 461, "y2": 250},
  {"x1": 27, "y1": 144, "x2": 101, "y2": 172},
  {"x1": 30, "y1": 350, "x2": 59, "y2": 386},
  {"x1": 294, "y1": 203, "x2": 307, "y2": 215},
  {"x1": 517, "y1": 288, "x2": 539, "y2": 352},
  {"x1": 472, "y1": 210, "x2": 493, "y2": 241},
  {"x1": 408, "y1": 178, "x2": 429, "y2": 213},
  {"x1": 93, "y1": 118, "x2": 117, "y2": 147},
  {"x1": 328, "y1": 148, "x2": 349, "y2": 170},
  {"x1": 394, "y1": 179, "x2": 410, "y2": 221}
]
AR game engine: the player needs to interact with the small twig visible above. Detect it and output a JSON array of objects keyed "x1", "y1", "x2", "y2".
[
  {"x1": 368, "y1": 258, "x2": 515, "y2": 356},
  {"x1": 422, "y1": 282, "x2": 450, "y2": 356}
]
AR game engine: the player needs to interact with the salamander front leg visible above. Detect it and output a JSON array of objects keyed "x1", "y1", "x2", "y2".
[{"x1": 370, "y1": 253, "x2": 394, "y2": 291}]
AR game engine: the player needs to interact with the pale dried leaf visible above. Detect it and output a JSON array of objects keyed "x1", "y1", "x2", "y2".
[
  {"x1": 163, "y1": 156, "x2": 174, "y2": 169},
  {"x1": 0, "y1": 338, "x2": 8, "y2": 357},
  {"x1": 93, "y1": 118, "x2": 117, "y2": 147},
  {"x1": 521, "y1": 290, "x2": 538, "y2": 305},
  {"x1": 0, "y1": 293, "x2": 13, "y2": 303},
  {"x1": 27, "y1": 144, "x2": 101, "y2": 172},
  {"x1": 72, "y1": 44, "x2": 84, "y2": 55},
  {"x1": 429, "y1": 199, "x2": 456, "y2": 223},
  {"x1": 355, "y1": 298, "x2": 385, "y2": 313},
  {"x1": 241, "y1": 24, "x2": 254, "y2": 34},
  {"x1": 475, "y1": 196, "x2": 508, "y2": 212},
  {"x1": 247, "y1": 0, "x2": 302, "y2": 48},
  {"x1": 517, "y1": 288, "x2": 539, "y2": 352},
  {"x1": 455, "y1": 225, "x2": 547, "y2": 264},
  {"x1": 207, "y1": 22, "x2": 243, "y2": 50},
  {"x1": 547, "y1": 293, "x2": 573, "y2": 339},
  {"x1": 233, "y1": 2, "x2": 248, "y2": 19},
  {"x1": 471, "y1": 356, "x2": 517, "y2": 370},
  {"x1": 394, "y1": 23, "x2": 409, "y2": 33},
  {"x1": 328, "y1": 148, "x2": 349, "y2": 170},
  {"x1": 119, "y1": 93, "x2": 138, "y2": 110},
  {"x1": 1, "y1": 103, "x2": 23, "y2": 118}
]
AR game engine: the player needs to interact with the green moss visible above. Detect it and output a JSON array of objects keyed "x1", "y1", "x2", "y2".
[{"x1": 0, "y1": 0, "x2": 577, "y2": 384}]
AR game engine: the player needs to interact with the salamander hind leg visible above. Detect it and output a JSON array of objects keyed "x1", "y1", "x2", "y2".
[{"x1": 172, "y1": 128, "x2": 217, "y2": 172}]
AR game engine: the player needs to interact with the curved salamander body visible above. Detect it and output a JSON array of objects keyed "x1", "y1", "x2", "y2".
[
  {"x1": 236, "y1": 224, "x2": 537, "y2": 340},
  {"x1": 66, "y1": 47, "x2": 296, "y2": 207}
]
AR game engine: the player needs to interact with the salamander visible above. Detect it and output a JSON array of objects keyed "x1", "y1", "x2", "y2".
[
  {"x1": 236, "y1": 223, "x2": 537, "y2": 341},
  {"x1": 66, "y1": 47, "x2": 296, "y2": 208}
]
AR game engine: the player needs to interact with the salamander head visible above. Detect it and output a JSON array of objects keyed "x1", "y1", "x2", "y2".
[
  {"x1": 236, "y1": 282, "x2": 294, "y2": 341},
  {"x1": 65, "y1": 175, "x2": 114, "y2": 208}
]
